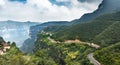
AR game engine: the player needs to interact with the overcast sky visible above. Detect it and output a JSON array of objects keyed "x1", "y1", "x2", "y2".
[{"x1": 0, "y1": 0, "x2": 103, "y2": 22}]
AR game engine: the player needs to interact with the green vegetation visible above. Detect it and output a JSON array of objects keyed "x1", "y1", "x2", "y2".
[
  {"x1": 34, "y1": 33, "x2": 94, "y2": 65},
  {"x1": 93, "y1": 21, "x2": 120, "y2": 46},
  {"x1": 44, "y1": 25, "x2": 68, "y2": 33},
  {"x1": 46, "y1": 12, "x2": 120, "y2": 46},
  {"x1": 0, "y1": 34, "x2": 94, "y2": 65},
  {"x1": 42, "y1": 12, "x2": 120, "y2": 65},
  {"x1": 0, "y1": 42, "x2": 34, "y2": 65},
  {"x1": 94, "y1": 42, "x2": 120, "y2": 65},
  {"x1": 0, "y1": 38, "x2": 57, "y2": 65}
]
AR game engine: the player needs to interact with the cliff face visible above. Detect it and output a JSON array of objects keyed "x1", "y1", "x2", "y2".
[
  {"x1": 21, "y1": 21, "x2": 69, "y2": 53},
  {"x1": 74, "y1": 0, "x2": 120, "y2": 23}
]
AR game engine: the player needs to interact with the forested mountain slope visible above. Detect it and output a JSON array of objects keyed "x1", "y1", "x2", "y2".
[
  {"x1": 51, "y1": 12, "x2": 120, "y2": 44},
  {"x1": 94, "y1": 42, "x2": 120, "y2": 65},
  {"x1": 93, "y1": 21, "x2": 120, "y2": 46}
]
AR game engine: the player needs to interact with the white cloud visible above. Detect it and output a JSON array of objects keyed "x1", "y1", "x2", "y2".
[
  {"x1": 0, "y1": 0, "x2": 102, "y2": 22},
  {"x1": 56, "y1": 0, "x2": 69, "y2": 2},
  {"x1": 3, "y1": 34, "x2": 10, "y2": 39},
  {"x1": 0, "y1": 0, "x2": 5, "y2": 6}
]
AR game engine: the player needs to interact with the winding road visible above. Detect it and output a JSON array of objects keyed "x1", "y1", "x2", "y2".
[
  {"x1": 88, "y1": 53, "x2": 101, "y2": 65},
  {"x1": 47, "y1": 36, "x2": 101, "y2": 65}
]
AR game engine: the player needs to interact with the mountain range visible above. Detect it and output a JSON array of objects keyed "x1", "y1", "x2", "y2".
[
  {"x1": 20, "y1": 0, "x2": 120, "y2": 52},
  {"x1": 32, "y1": 11, "x2": 120, "y2": 65}
]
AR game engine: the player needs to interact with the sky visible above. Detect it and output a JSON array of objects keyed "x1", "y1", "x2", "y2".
[{"x1": 0, "y1": 0, "x2": 103, "y2": 22}]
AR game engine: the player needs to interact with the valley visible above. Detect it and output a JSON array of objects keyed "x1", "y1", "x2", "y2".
[{"x1": 0, "y1": 0, "x2": 120, "y2": 65}]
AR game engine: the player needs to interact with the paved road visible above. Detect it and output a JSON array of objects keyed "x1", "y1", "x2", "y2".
[
  {"x1": 48, "y1": 37, "x2": 57, "y2": 43},
  {"x1": 88, "y1": 53, "x2": 101, "y2": 65}
]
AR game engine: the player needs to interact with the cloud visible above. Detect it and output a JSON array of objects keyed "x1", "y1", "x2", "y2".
[
  {"x1": 0, "y1": 0, "x2": 5, "y2": 6},
  {"x1": 0, "y1": 0, "x2": 103, "y2": 22},
  {"x1": 3, "y1": 34, "x2": 10, "y2": 39},
  {"x1": 56, "y1": 0, "x2": 69, "y2": 2}
]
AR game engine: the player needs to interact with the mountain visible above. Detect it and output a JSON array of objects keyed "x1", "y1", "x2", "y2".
[
  {"x1": 72, "y1": 0, "x2": 120, "y2": 23},
  {"x1": 21, "y1": 0, "x2": 120, "y2": 53},
  {"x1": 20, "y1": 21, "x2": 70, "y2": 53},
  {"x1": 49, "y1": 11, "x2": 120, "y2": 46},
  {"x1": 52, "y1": 12, "x2": 120, "y2": 41},
  {"x1": 0, "y1": 20, "x2": 39, "y2": 47}
]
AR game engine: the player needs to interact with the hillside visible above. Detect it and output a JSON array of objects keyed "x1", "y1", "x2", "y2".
[
  {"x1": 93, "y1": 21, "x2": 120, "y2": 46},
  {"x1": 33, "y1": 32, "x2": 94, "y2": 65},
  {"x1": 51, "y1": 12, "x2": 120, "y2": 43},
  {"x1": 94, "y1": 42, "x2": 120, "y2": 65}
]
